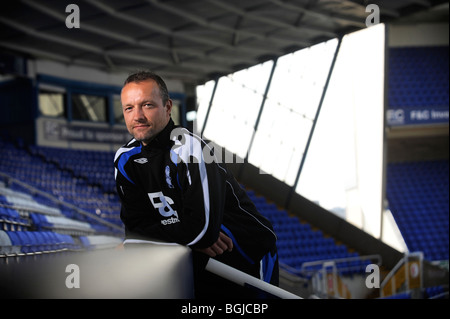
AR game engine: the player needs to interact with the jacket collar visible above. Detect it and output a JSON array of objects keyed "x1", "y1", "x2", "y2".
[{"x1": 142, "y1": 118, "x2": 175, "y2": 150}]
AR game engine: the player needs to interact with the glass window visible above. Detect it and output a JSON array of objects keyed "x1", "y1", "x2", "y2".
[
  {"x1": 296, "y1": 24, "x2": 386, "y2": 238},
  {"x1": 248, "y1": 39, "x2": 338, "y2": 186},
  {"x1": 113, "y1": 94, "x2": 125, "y2": 124},
  {"x1": 249, "y1": 99, "x2": 312, "y2": 186},
  {"x1": 39, "y1": 91, "x2": 65, "y2": 118},
  {"x1": 171, "y1": 99, "x2": 181, "y2": 126},
  {"x1": 202, "y1": 61, "x2": 274, "y2": 159},
  {"x1": 195, "y1": 80, "x2": 216, "y2": 135},
  {"x1": 72, "y1": 93, "x2": 107, "y2": 122}
]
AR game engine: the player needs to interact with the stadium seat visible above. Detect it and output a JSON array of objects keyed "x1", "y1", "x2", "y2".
[
  {"x1": 0, "y1": 230, "x2": 14, "y2": 255},
  {"x1": 4, "y1": 231, "x2": 22, "y2": 255}
]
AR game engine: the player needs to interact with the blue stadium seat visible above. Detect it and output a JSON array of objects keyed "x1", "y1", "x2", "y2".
[
  {"x1": 5, "y1": 231, "x2": 23, "y2": 255},
  {"x1": 0, "y1": 230, "x2": 14, "y2": 255}
]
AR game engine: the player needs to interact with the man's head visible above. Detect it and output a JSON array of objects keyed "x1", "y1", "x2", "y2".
[{"x1": 121, "y1": 71, "x2": 173, "y2": 145}]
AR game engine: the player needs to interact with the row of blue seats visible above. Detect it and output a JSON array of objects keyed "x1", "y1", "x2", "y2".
[
  {"x1": 379, "y1": 292, "x2": 412, "y2": 299},
  {"x1": 2, "y1": 179, "x2": 122, "y2": 236},
  {"x1": 0, "y1": 206, "x2": 30, "y2": 230},
  {"x1": 1, "y1": 230, "x2": 123, "y2": 257},
  {"x1": 29, "y1": 145, "x2": 116, "y2": 193},
  {"x1": 424, "y1": 285, "x2": 448, "y2": 299},
  {"x1": 1, "y1": 230, "x2": 80, "y2": 255},
  {"x1": 388, "y1": 98, "x2": 448, "y2": 108}
]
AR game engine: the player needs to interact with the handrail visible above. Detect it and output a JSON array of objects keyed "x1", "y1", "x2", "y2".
[
  {"x1": 380, "y1": 251, "x2": 423, "y2": 297},
  {"x1": 278, "y1": 254, "x2": 383, "y2": 299},
  {"x1": 206, "y1": 258, "x2": 302, "y2": 299},
  {"x1": 279, "y1": 254, "x2": 382, "y2": 277},
  {"x1": 301, "y1": 254, "x2": 382, "y2": 274}
]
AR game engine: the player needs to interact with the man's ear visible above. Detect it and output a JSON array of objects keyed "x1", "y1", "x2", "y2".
[{"x1": 166, "y1": 99, "x2": 173, "y2": 116}]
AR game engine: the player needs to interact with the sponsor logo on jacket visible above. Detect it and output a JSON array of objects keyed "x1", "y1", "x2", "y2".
[{"x1": 148, "y1": 191, "x2": 180, "y2": 225}]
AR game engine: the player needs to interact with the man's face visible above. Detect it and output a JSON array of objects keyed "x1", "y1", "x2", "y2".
[{"x1": 121, "y1": 79, "x2": 172, "y2": 145}]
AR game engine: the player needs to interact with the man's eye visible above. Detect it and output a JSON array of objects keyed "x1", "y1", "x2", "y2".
[{"x1": 144, "y1": 104, "x2": 153, "y2": 108}]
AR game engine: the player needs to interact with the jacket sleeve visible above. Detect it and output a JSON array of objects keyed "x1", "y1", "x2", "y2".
[
  {"x1": 172, "y1": 133, "x2": 227, "y2": 249},
  {"x1": 115, "y1": 130, "x2": 227, "y2": 249}
]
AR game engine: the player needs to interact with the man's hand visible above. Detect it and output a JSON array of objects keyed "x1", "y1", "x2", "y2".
[{"x1": 196, "y1": 231, "x2": 233, "y2": 257}]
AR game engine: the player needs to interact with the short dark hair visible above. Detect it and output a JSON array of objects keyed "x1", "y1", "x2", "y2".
[{"x1": 123, "y1": 70, "x2": 170, "y2": 104}]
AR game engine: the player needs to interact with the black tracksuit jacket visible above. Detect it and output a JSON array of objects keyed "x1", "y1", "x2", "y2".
[{"x1": 114, "y1": 119, "x2": 277, "y2": 285}]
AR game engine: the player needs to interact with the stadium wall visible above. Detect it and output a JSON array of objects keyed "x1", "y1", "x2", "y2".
[{"x1": 1, "y1": 58, "x2": 187, "y2": 150}]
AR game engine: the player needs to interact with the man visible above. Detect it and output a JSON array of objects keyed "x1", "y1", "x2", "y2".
[{"x1": 114, "y1": 71, "x2": 278, "y2": 298}]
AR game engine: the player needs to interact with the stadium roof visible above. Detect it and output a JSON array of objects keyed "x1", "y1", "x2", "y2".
[{"x1": 0, "y1": 0, "x2": 449, "y2": 85}]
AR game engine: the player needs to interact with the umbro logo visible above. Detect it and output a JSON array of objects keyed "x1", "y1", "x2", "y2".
[{"x1": 134, "y1": 158, "x2": 148, "y2": 164}]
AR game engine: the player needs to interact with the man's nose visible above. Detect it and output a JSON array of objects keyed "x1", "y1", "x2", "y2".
[{"x1": 133, "y1": 106, "x2": 145, "y2": 121}]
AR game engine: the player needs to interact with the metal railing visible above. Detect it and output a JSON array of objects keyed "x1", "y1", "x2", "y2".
[
  {"x1": 279, "y1": 254, "x2": 382, "y2": 298},
  {"x1": 380, "y1": 251, "x2": 423, "y2": 298}
]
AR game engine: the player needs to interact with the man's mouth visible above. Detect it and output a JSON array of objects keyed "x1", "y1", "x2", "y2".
[{"x1": 133, "y1": 124, "x2": 150, "y2": 129}]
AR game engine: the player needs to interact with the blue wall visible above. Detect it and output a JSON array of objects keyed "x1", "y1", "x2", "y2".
[{"x1": 0, "y1": 77, "x2": 36, "y2": 143}]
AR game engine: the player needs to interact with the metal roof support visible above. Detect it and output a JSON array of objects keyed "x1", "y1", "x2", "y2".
[
  {"x1": 84, "y1": 0, "x2": 274, "y2": 56},
  {"x1": 205, "y1": 0, "x2": 337, "y2": 38},
  {"x1": 268, "y1": 0, "x2": 367, "y2": 28},
  {"x1": 20, "y1": 0, "x2": 170, "y2": 53},
  {"x1": 145, "y1": 0, "x2": 311, "y2": 47},
  {"x1": 200, "y1": 78, "x2": 219, "y2": 138}
]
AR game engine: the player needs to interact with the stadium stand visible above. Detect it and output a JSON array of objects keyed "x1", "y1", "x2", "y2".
[
  {"x1": 386, "y1": 160, "x2": 449, "y2": 262},
  {"x1": 389, "y1": 46, "x2": 449, "y2": 109},
  {"x1": 373, "y1": 41, "x2": 449, "y2": 299},
  {"x1": 247, "y1": 190, "x2": 371, "y2": 277},
  {"x1": 0, "y1": 136, "x2": 124, "y2": 259},
  {"x1": 385, "y1": 42, "x2": 449, "y2": 266}
]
